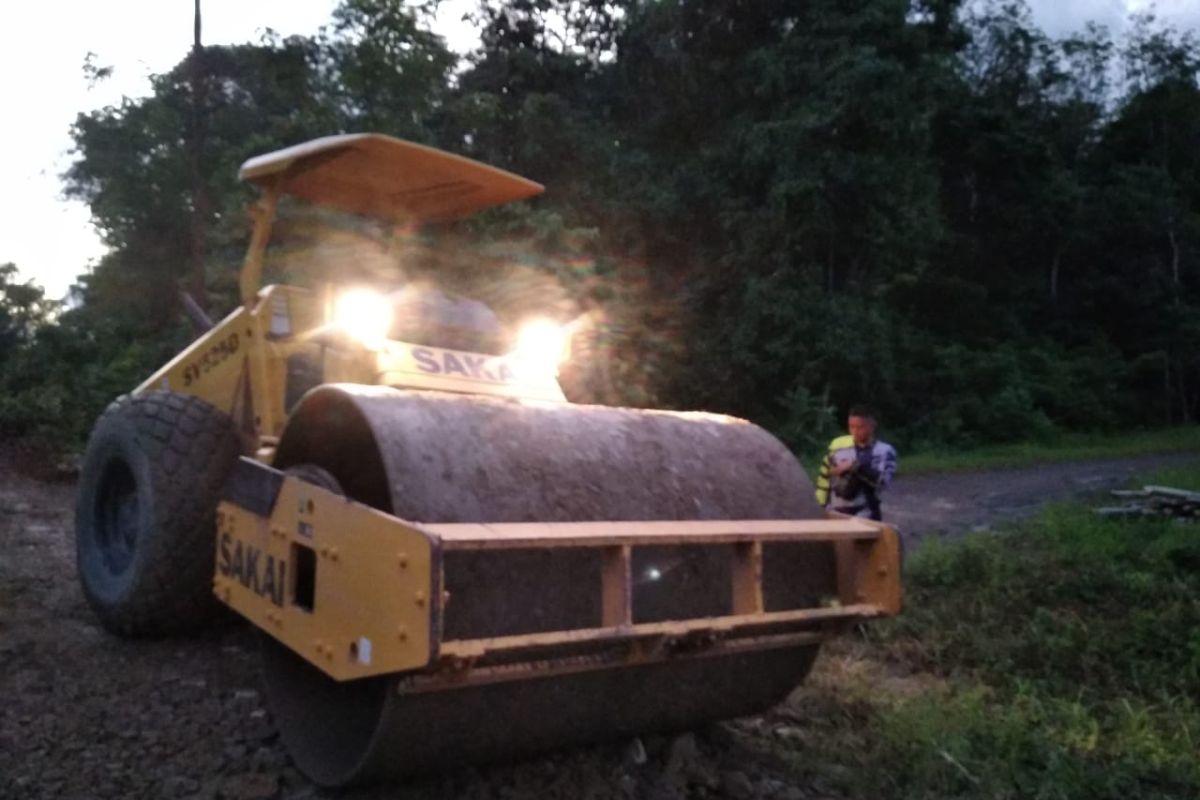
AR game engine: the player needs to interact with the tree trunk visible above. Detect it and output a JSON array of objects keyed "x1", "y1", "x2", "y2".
[
  {"x1": 966, "y1": 172, "x2": 978, "y2": 226},
  {"x1": 826, "y1": 234, "x2": 836, "y2": 294},
  {"x1": 1168, "y1": 224, "x2": 1180, "y2": 290},
  {"x1": 1164, "y1": 353, "x2": 1173, "y2": 426},
  {"x1": 1049, "y1": 249, "x2": 1061, "y2": 302},
  {"x1": 187, "y1": 0, "x2": 210, "y2": 313},
  {"x1": 1177, "y1": 359, "x2": 1192, "y2": 424}
]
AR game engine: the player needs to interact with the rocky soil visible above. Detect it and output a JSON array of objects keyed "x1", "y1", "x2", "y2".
[
  {"x1": 2, "y1": 450, "x2": 1194, "y2": 799},
  {"x1": 884, "y1": 451, "x2": 1200, "y2": 544},
  {"x1": 0, "y1": 459, "x2": 836, "y2": 800}
]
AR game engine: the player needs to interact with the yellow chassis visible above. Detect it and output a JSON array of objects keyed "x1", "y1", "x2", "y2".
[
  {"x1": 135, "y1": 285, "x2": 564, "y2": 462},
  {"x1": 126, "y1": 134, "x2": 904, "y2": 688},
  {"x1": 217, "y1": 458, "x2": 902, "y2": 684}
]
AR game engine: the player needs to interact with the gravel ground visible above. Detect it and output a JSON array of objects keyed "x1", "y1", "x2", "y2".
[
  {"x1": 2, "y1": 451, "x2": 1194, "y2": 799},
  {"x1": 0, "y1": 461, "x2": 825, "y2": 800},
  {"x1": 884, "y1": 451, "x2": 1200, "y2": 544}
]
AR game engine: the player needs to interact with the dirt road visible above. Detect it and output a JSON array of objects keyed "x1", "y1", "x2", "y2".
[
  {"x1": 884, "y1": 451, "x2": 1200, "y2": 542},
  {"x1": 1, "y1": 451, "x2": 1193, "y2": 799}
]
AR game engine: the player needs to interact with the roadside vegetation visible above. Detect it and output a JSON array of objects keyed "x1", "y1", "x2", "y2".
[
  {"x1": 799, "y1": 427, "x2": 1200, "y2": 481},
  {"x1": 766, "y1": 466, "x2": 1200, "y2": 799},
  {"x1": 900, "y1": 426, "x2": 1200, "y2": 474}
]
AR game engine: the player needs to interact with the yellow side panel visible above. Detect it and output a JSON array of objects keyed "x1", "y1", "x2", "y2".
[
  {"x1": 322, "y1": 346, "x2": 379, "y2": 386},
  {"x1": 859, "y1": 524, "x2": 903, "y2": 616},
  {"x1": 133, "y1": 286, "x2": 331, "y2": 441},
  {"x1": 134, "y1": 308, "x2": 255, "y2": 416},
  {"x1": 214, "y1": 476, "x2": 437, "y2": 681}
]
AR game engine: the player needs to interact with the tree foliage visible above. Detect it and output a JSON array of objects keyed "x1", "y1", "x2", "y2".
[{"x1": 4, "y1": 0, "x2": 1200, "y2": 454}]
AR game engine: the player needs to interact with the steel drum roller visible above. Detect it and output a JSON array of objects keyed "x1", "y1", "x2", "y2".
[{"x1": 266, "y1": 385, "x2": 835, "y2": 786}]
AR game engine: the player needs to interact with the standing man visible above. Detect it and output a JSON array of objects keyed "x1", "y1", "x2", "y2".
[{"x1": 815, "y1": 404, "x2": 897, "y2": 521}]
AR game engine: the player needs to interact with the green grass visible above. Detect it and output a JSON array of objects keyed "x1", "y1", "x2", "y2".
[
  {"x1": 1140, "y1": 464, "x2": 1200, "y2": 492},
  {"x1": 899, "y1": 426, "x2": 1200, "y2": 475},
  {"x1": 767, "y1": 464, "x2": 1200, "y2": 799}
]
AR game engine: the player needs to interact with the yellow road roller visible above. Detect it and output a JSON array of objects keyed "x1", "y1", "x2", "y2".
[{"x1": 74, "y1": 134, "x2": 902, "y2": 787}]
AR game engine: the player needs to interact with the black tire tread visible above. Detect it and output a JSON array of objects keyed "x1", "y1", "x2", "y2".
[{"x1": 77, "y1": 392, "x2": 241, "y2": 637}]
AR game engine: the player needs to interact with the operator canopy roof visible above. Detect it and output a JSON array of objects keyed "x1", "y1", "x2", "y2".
[{"x1": 239, "y1": 133, "x2": 544, "y2": 223}]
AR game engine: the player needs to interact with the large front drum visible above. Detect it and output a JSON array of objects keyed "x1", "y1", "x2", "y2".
[{"x1": 264, "y1": 385, "x2": 835, "y2": 786}]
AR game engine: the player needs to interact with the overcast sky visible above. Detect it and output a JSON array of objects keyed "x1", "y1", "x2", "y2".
[{"x1": 1, "y1": 1, "x2": 1196, "y2": 300}]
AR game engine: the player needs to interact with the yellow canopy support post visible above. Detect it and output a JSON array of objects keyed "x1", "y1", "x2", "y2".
[{"x1": 239, "y1": 179, "x2": 281, "y2": 308}]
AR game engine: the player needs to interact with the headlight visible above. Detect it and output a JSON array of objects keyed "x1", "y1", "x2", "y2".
[
  {"x1": 334, "y1": 289, "x2": 393, "y2": 350},
  {"x1": 512, "y1": 318, "x2": 569, "y2": 375}
]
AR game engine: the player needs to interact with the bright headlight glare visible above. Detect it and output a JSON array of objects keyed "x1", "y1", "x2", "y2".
[
  {"x1": 334, "y1": 289, "x2": 392, "y2": 349},
  {"x1": 513, "y1": 318, "x2": 569, "y2": 373}
]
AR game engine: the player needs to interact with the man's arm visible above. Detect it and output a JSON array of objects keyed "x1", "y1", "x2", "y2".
[
  {"x1": 814, "y1": 435, "x2": 855, "y2": 506},
  {"x1": 814, "y1": 452, "x2": 833, "y2": 507},
  {"x1": 859, "y1": 443, "x2": 897, "y2": 491}
]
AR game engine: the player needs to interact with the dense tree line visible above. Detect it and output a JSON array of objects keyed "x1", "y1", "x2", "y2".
[{"x1": 1, "y1": 0, "x2": 1198, "y2": 454}]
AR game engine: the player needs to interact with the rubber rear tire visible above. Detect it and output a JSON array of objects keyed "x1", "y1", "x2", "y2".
[{"x1": 75, "y1": 392, "x2": 242, "y2": 637}]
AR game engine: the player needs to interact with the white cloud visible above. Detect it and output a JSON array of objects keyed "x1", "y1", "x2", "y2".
[
  {"x1": 1028, "y1": 0, "x2": 1128, "y2": 36},
  {"x1": 0, "y1": 1, "x2": 338, "y2": 299},
  {"x1": 0, "y1": 0, "x2": 489, "y2": 300},
  {"x1": 1028, "y1": 0, "x2": 1200, "y2": 36},
  {"x1": 0, "y1": 1, "x2": 1194, "y2": 300}
]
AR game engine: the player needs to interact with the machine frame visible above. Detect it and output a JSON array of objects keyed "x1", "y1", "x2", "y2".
[{"x1": 132, "y1": 133, "x2": 902, "y2": 685}]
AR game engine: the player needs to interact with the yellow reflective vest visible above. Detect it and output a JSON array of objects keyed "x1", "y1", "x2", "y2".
[
  {"x1": 814, "y1": 434, "x2": 897, "y2": 514},
  {"x1": 814, "y1": 434, "x2": 856, "y2": 507}
]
